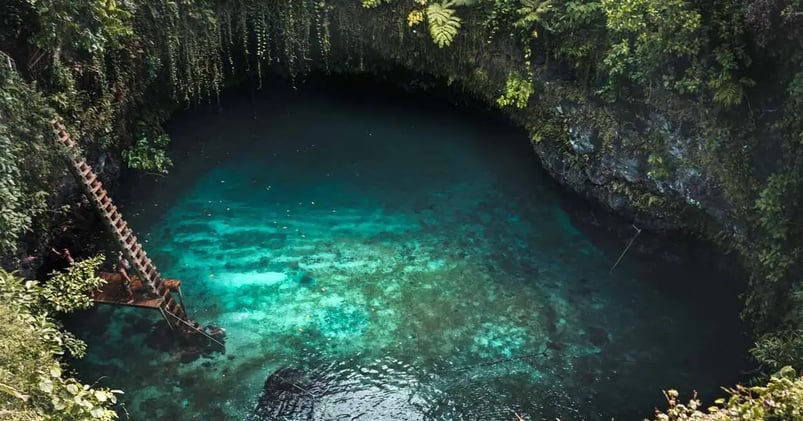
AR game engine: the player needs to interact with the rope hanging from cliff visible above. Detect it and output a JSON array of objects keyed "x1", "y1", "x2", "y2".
[{"x1": 609, "y1": 224, "x2": 642, "y2": 273}]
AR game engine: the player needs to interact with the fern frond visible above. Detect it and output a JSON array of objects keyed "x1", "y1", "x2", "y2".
[
  {"x1": 426, "y1": 2, "x2": 461, "y2": 48},
  {"x1": 710, "y1": 74, "x2": 744, "y2": 106}
]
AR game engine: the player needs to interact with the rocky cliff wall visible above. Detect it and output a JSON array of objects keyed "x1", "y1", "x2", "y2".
[{"x1": 307, "y1": 3, "x2": 749, "y2": 240}]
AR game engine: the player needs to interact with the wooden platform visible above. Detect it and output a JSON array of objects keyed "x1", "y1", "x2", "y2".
[{"x1": 93, "y1": 272, "x2": 170, "y2": 309}]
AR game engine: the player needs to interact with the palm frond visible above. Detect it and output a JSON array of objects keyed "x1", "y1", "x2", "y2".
[{"x1": 426, "y1": 2, "x2": 461, "y2": 48}]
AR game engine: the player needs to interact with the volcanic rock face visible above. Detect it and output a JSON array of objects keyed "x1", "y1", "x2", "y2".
[{"x1": 308, "y1": 2, "x2": 758, "y2": 240}]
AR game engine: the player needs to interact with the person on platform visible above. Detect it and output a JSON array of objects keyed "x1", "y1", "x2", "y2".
[
  {"x1": 122, "y1": 276, "x2": 134, "y2": 303},
  {"x1": 50, "y1": 247, "x2": 75, "y2": 265},
  {"x1": 116, "y1": 251, "x2": 135, "y2": 302}
]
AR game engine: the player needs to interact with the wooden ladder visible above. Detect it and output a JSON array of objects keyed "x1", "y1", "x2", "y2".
[{"x1": 51, "y1": 120, "x2": 193, "y2": 331}]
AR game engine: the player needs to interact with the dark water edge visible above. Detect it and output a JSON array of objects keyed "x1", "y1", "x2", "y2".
[{"x1": 66, "y1": 75, "x2": 749, "y2": 420}]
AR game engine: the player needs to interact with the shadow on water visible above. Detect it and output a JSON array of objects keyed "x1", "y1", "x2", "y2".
[{"x1": 67, "y1": 75, "x2": 748, "y2": 420}]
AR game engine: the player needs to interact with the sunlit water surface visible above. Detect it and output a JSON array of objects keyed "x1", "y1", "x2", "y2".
[{"x1": 69, "y1": 80, "x2": 746, "y2": 420}]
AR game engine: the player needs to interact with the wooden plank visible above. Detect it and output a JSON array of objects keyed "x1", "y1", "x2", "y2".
[{"x1": 93, "y1": 272, "x2": 164, "y2": 309}]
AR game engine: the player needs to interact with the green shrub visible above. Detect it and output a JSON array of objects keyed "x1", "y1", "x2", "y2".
[
  {"x1": 0, "y1": 260, "x2": 122, "y2": 420},
  {"x1": 654, "y1": 366, "x2": 803, "y2": 420}
]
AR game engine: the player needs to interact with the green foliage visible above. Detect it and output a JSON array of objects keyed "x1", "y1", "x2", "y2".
[
  {"x1": 602, "y1": 0, "x2": 702, "y2": 88},
  {"x1": 497, "y1": 72, "x2": 534, "y2": 108},
  {"x1": 754, "y1": 173, "x2": 800, "y2": 281},
  {"x1": 752, "y1": 331, "x2": 803, "y2": 373},
  {"x1": 513, "y1": 0, "x2": 553, "y2": 38},
  {"x1": 0, "y1": 54, "x2": 60, "y2": 255},
  {"x1": 1, "y1": 255, "x2": 105, "y2": 317},
  {"x1": 647, "y1": 153, "x2": 670, "y2": 180},
  {"x1": 123, "y1": 132, "x2": 173, "y2": 173},
  {"x1": 361, "y1": 0, "x2": 392, "y2": 7},
  {"x1": 30, "y1": 0, "x2": 133, "y2": 54},
  {"x1": 785, "y1": 71, "x2": 803, "y2": 144},
  {"x1": 0, "y1": 267, "x2": 121, "y2": 420},
  {"x1": 654, "y1": 367, "x2": 803, "y2": 420},
  {"x1": 42, "y1": 255, "x2": 105, "y2": 313},
  {"x1": 427, "y1": 2, "x2": 462, "y2": 48}
]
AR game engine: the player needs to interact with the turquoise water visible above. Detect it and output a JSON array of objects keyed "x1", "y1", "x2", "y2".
[{"x1": 69, "y1": 80, "x2": 746, "y2": 420}]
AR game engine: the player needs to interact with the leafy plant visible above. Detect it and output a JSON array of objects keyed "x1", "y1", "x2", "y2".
[
  {"x1": 497, "y1": 72, "x2": 534, "y2": 108},
  {"x1": 408, "y1": 9, "x2": 425, "y2": 26},
  {"x1": 752, "y1": 331, "x2": 803, "y2": 373},
  {"x1": 602, "y1": 0, "x2": 704, "y2": 89},
  {"x1": 647, "y1": 153, "x2": 671, "y2": 180},
  {"x1": 427, "y1": 1, "x2": 462, "y2": 47},
  {"x1": 0, "y1": 266, "x2": 121, "y2": 420},
  {"x1": 42, "y1": 255, "x2": 106, "y2": 313},
  {"x1": 361, "y1": 0, "x2": 392, "y2": 7},
  {"x1": 514, "y1": 0, "x2": 553, "y2": 38},
  {"x1": 654, "y1": 366, "x2": 803, "y2": 420},
  {"x1": 0, "y1": 53, "x2": 58, "y2": 255},
  {"x1": 754, "y1": 173, "x2": 800, "y2": 283},
  {"x1": 123, "y1": 132, "x2": 173, "y2": 173}
]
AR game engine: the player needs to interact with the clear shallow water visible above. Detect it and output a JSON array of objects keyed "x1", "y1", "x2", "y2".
[{"x1": 69, "y1": 80, "x2": 746, "y2": 420}]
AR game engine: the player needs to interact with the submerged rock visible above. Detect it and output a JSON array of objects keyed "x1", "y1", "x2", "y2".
[
  {"x1": 180, "y1": 349, "x2": 201, "y2": 364},
  {"x1": 250, "y1": 368, "x2": 317, "y2": 420},
  {"x1": 289, "y1": 269, "x2": 316, "y2": 287},
  {"x1": 587, "y1": 326, "x2": 610, "y2": 347}
]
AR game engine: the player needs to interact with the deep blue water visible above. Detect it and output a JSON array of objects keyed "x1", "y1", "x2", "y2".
[{"x1": 69, "y1": 79, "x2": 747, "y2": 420}]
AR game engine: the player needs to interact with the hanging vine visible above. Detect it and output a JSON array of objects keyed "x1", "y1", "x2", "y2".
[{"x1": 315, "y1": 0, "x2": 333, "y2": 71}]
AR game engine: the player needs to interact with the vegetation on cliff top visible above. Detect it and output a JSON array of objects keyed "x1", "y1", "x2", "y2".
[{"x1": 0, "y1": 0, "x2": 801, "y2": 418}]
